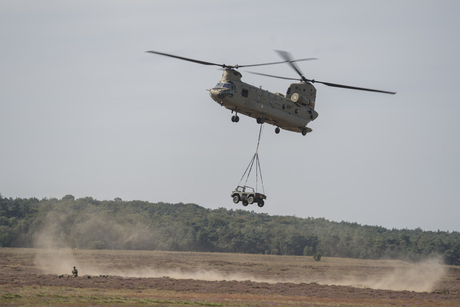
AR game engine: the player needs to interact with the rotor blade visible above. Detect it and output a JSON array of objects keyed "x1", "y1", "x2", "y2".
[
  {"x1": 275, "y1": 50, "x2": 306, "y2": 79},
  {"x1": 248, "y1": 71, "x2": 396, "y2": 94},
  {"x1": 147, "y1": 50, "x2": 317, "y2": 70},
  {"x1": 238, "y1": 57, "x2": 317, "y2": 68},
  {"x1": 246, "y1": 71, "x2": 300, "y2": 81},
  {"x1": 146, "y1": 50, "x2": 224, "y2": 68},
  {"x1": 308, "y1": 79, "x2": 396, "y2": 94}
]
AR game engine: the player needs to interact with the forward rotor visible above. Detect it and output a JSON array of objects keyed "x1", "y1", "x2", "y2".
[{"x1": 146, "y1": 50, "x2": 317, "y2": 70}]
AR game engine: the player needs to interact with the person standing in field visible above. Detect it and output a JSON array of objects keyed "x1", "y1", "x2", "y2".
[{"x1": 72, "y1": 266, "x2": 78, "y2": 277}]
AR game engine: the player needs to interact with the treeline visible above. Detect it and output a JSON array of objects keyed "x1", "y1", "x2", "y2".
[{"x1": 1, "y1": 194, "x2": 459, "y2": 265}]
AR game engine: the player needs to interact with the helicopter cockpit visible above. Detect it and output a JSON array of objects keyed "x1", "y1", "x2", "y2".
[
  {"x1": 213, "y1": 82, "x2": 235, "y2": 90},
  {"x1": 211, "y1": 81, "x2": 235, "y2": 98}
]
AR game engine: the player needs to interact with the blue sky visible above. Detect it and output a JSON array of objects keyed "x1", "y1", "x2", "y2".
[{"x1": 1, "y1": 0, "x2": 459, "y2": 231}]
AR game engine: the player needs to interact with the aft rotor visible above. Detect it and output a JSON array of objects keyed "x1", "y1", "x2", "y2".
[{"x1": 247, "y1": 50, "x2": 396, "y2": 95}]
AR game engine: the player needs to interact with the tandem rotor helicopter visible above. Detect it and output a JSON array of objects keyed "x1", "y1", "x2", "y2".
[{"x1": 147, "y1": 50, "x2": 396, "y2": 136}]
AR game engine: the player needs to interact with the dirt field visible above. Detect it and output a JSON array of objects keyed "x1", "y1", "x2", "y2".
[{"x1": 1, "y1": 248, "x2": 459, "y2": 306}]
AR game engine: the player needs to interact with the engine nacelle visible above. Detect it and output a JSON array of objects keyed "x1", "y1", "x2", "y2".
[{"x1": 291, "y1": 93, "x2": 315, "y2": 108}]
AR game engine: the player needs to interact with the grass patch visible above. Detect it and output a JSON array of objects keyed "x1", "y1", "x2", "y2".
[{"x1": 1, "y1": 293, "x2": 22, "y2": 299}]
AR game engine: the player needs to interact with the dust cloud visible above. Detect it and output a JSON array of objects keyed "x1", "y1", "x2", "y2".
[
  {"x1": 34, "y1": 248, "x2": 447, "y2": 293},
  {"x1": 32, "y1": 211, "x2": 266, "y2": 282},
  {"x1": 33, "y1": 211, "x2": 447, "y2": 292},
  {"x1": 327, "y1": 257, "x2": 447, "y2": 292},
  {"x1": 33, "y1": 248, "x2": 268, "y2": 282},
  {"x1": 33, "y1": 221, "x2": 80, "y2": 276}
]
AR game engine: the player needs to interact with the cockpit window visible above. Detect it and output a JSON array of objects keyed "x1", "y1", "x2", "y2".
[{"x1": 213, "y1": 82, "x2": 234, "y2": 90}]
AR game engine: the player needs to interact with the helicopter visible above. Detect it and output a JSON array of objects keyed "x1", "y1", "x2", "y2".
[{"x1": 147, "y1": 50, "x2": 396, "y2": 136}]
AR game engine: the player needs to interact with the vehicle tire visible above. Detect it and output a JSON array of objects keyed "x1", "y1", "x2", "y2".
[
  {"x1": 242, "y1": 201, "x2": 248, "y2": 207},
  {"x1": 233, "y1": 195, "x2": 240, "y2": 204},
  {"x1": 258, "y1": 201, "x2": 264, "y2": 207},
  {"x1": 248, "y1": 196, "x2": 254, "y2": 204}
]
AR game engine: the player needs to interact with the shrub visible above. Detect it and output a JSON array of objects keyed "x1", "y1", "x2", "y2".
[{"x1": 313, "y1": 252, "x2": 322, "y2": 261}]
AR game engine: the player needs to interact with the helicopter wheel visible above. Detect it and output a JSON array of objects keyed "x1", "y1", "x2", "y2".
[
  {"x1": 275, "y1": 127, "x2": 280, "y2": 134},
  {"x1": 231, "y1": 115, "x2": 240, "y2": 123},
  {"x1": 302, "y1": 128, "x2": 308, "y2": 136}
]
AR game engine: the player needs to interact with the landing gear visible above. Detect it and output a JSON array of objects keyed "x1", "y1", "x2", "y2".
[
  {"x1": 256, "y1": 116, "x2": 265, "y2": 124},
  {"x1": 275, "y1": 127, "x2": 280, "y2": 134},
  {"x1": 302, "y1": 127, "x2": 308, "y2": 136},
  {"x1": 231, "y1": 107, "x2": 240, "y2": 123}
]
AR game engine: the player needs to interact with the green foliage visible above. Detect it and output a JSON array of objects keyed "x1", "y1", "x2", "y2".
[
  {"x1": 313, "y1": 252, "x2": 322, "y2": 261},
  {"x1": 0, "y1": 194, "x2": 459, "y2": 265},
  {"x1": 0, "y1": 225, "x2": 14, "y2": 247}
]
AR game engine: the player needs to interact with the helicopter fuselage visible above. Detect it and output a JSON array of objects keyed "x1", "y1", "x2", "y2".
[
  {"x1": 147, "y1": 50, "x2": 395, "y2": 136},
  {"x1": 209, "y1": 69, "x2": 318, "y2": 135}
]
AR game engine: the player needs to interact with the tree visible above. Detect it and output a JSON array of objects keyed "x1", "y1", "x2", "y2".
[
  {"x1": 0, "y1": 226, "x2": 14, "y2": 247},
  {"x1": 62, "y1": 195, "x2": 75, "y2": 202},
  {"x1": 0, "y1": 194, "x2": 459, "y2": 266},
  {"x1": 313, "y1": 252, "x2": 322, "y2": 261}
]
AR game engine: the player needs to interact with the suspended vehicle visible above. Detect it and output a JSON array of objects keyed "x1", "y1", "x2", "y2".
[
  {"x1": 231, "y1": 185, "x2": 266, "y2": 208},
  {"x1": 147, "y1": 50, "x2": 396, "y2": 136},
  {"x1": 231, "y1": 125, "x2": 266, "y2": 208}
]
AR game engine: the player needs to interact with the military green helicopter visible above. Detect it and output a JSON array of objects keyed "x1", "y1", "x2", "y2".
[{"x1": 147, "y1": 50, "x2": 396, "y2": 136}]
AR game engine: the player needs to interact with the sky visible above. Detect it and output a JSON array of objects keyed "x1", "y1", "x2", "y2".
[{"x1": 1, "y1": 0, "x2": 459, "y2": 232}]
